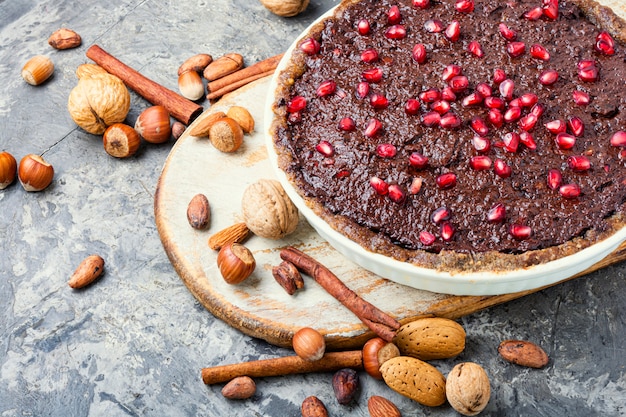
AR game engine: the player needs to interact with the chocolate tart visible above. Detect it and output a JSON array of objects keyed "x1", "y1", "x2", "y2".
[{"x1": 268, "y1": 0, "x2": 626, "y2": 288}]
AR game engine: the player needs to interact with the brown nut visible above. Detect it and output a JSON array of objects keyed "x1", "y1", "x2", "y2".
[
  {"x1": 186, "y1": 193, "x2": 211, "y2": 229},
  {"x1": 241, "y1": 179, "x2": 299, "y2": 239},
  {"x1": 22, "y1": 55, "x2": 54, "y2": 86},
  {"x1": 135, "y1": 105, "x2": 172, "y2": 144},
  {"x1": 292, "y1": 327, "x2": 325, "y2": 362},
  {"x1": 75, "y1": 63, "x2": 108, "y2": 80},
  {"x1": 208, "y1": 222, "x2": 249, "y2": 251},
  {"x1": 393, "y1": 317, "x2": 466, "y2": 360},
  {"x1": 209, "y1": 117, "x2": 244, "y2": 153},
  {"x1": 226, "y1": 106, "x2": 255, "y2": 134},
  {"x1": 178, "y1": 70, "x2": 205, "y2": 101},
  {"x1": 260, "y1": 0, "x2": 309, "y2": 17},
  {"x1": 332, "y1": 368, "x2": 359, "y2": 405},
  {"x1": 216, "y1": 242, "x2": 255, "y2": 284},
  {"x1": 380, "y1": 356, "x2": 446, "y2": 407},
  {"x1": 272, "y1": 260, "x2": 304, "y2": 295},
  {"x1": 301, "y1": 396, "x2": 328, "y2": 417},
  {"x1": 203, "y1": 53, "x2": 244, "y2": 81},
  {"x1": 221, "y1": 376, "x2": 256, "y2": 400},
  {"x1": 188, "y1": 111, "x2": 226, "y2": 137},
  {"x1": 48, "y1": 28, "x2": 82, "y2": 50},
  {"x1": 171, "y1": 122, "x2": 186, "y2": 140},
  {"x1": 446, "y1": 362, "x2": 491, "y2": 416},
  {"x1": 18, "y1": 154, "x2": 54, "y2": 192},
  {"x1": 498, "y1": 339, "x2": 549, "y2": 369},
  {"x1": 362, "y1": 337, "x2": 400, "y2": 380},
  {"x1": 178, "y1": 53, "x2": 213, "y2": 76},
  {"x1": 368, "y1": 396, "x2": 402, "y2": 417},
  {"x1": 69, "y1": 255, "x2": 105, "y2": 289},
  {"x1": 0, "y1": 151, "x2": 18, "y2": 190},
  {"x1": 103, "y1": 123, "x2": 141, "y2": 158}
]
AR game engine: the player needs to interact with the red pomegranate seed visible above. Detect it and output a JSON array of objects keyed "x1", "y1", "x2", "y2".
[
  {"x1": 509, "y1": 224, "x2": 532, "y2": 240},
  {"x1": 436, "y1": 172, "x2": 457, "y2": 188},
  {"x1": 595, "y1": 31, "x2": 615, "y2": 55},
  {"x1": 487, "y1": 203, "x2": 506, "y2": 223},
  {"x1": 334, "y1": 169, "x2": 351, "y2": 179},
  {"x1": 449, "y1": 75, "x2": 469, "y2": 93},
  {"x1": 470, "y1": 116, "x2": 489, "y2": 136},
  {"x1": 287, "y1": 96, "x2": 306, "y2": 113},
  {"x1": 388, "y1": 5, "x2": 402, "y2": 24},
  {"x1": 442, "y1": 64, "x2": 463, "y2": 82},
  {"x1": 508, "y1": 98, "x2": 522, "y2": 108},
  {"x1": 422, "y1": 111, "x2": 441, "y2": 127},
  {"x1": 316, "y1": 80, "x2": 337, "y2": 97},
  {"x1": 530, "y1": 103, "x2": 545, "y2": 118},
  {"x1": 519, "y1": 93, "x2": 538, "y2": 107},
  {"x1": 357, "y1": 19, "x2": 371, "y2": 35},
  {"x1": 412, "y1": 44, "x2": 427, "y2": 64},
  {"x1": 494, "y1": 159, "x2": 512, "y2": 177},
  {"x1": 504, "y1": 107, "x2": 522, "y2": 123},
  {"x1": 419, "y1": 230, "x2": 436, "y2": 245},
  {"x1": 455, "y1": 0, "x2": 474, "y2": 13},
  {"x1": 300, "y1": 38, "x2": 321, "y2": 55},
  {"x1": 316, "y1": 140, "x2": 334, "y2": 156},
  {"x1": 362, "y1": 68, "x2": 384, "y2": 83},
  {"x1": 361, "y1": 49, "x2": 379, "y2": 63},
  {"x1": 364, "y1": 118, "x2": 383, "y2": 137},
  {"x1": 338, "y1": 117, "x2": 356, "y2": 131},
  {"x1": 488, "y1": 108, "x2": 504, "y2": 127},
  {"x1": 539, "y1": 69, "x2": 559, "y2": 85},
  {"x1": 288, "y1": 111, "x2": 302, "y2": 124},
  {"x1": 568, "y1": 116, "x2": 584, "y2": 137},
  {"x1": 507, "y1": 42, "x2": 526, "y2": 58},
  {"x1": 578, "y1": 65, "x2": 599, "y2": 82},
  {"x1": 440, "y1": 222, "x2": 455, "y2": 241},
  {"x1": 610, "y1": 131, "x2": 626, "y2": 147},
  {"x1": 445, "y1": 21, "x2": 461, "y2": 42},
  {"x1": 485, "y1": 96, "x2": 505, "y2": 109},
  {"x1": 376, "y1": 143, "x2": 397, "y2": 158},
  {"x1": 412, "y1": 0, "x2": 430, "y2": 9},
  {"x1": 572, "y1": 90, "x2": 590, "y2": 106},
  {"x1": 475, "y1": 83, "x2": 492, "y2": 98},
  {"x1": 499, "y1": 79, "x2": 515, "y2": 100},
  {"x1": 468, "y1": 41, "x2": 484, "y2": 57},
  {"x1": 472, "y1": 135, "x2": 491, "y2": 153},
  {"x1": 577, "y1": 59, "x2": 595, "y2": 70},
  {"x1": 518, "y1": 114, "x2": 538, "y2": 131},
  {"x1": 405, "y1": 98, "x2": 421, "y2": 115},
  {"x1": 493, "y1": 68, "x2": 507, "y2": 84},
  {"x1": 419, "y1": 88, "x2": 441, "y2": 103},
  {"x1": 555, "y1": 132, "x2": 576, "y2": 149},
  {"x1": 370, "y1": 93, "x2": 389, "y2": 109},
  {"x1": 409, "y1": 152, "x2": 429, "y2": 168},
  {"x1": 542, "y1": 0, "x2": 559, "y2": 20},
  {"x1": 431, "y1": 206, "x2": 451, "y2": 224},
  {"x1": 559, "y1": 183, "x2": 581, "y2": 198},
  {"x1": 524, "y1": 7, "x2": 544, "y2": 20},
  {"x1": 388, "y1": 184, "x2": 406, "y2": 203},
  {"x1": 431, "y1": 100, "x2": 451, "y2": 114},
  {"x1": 441, "y1": 87, "x2": 457, "y2": 102},
  {"x1": 470, "y1": 155, "x2": 492, "y2": 170},
  {"x1": 370, "y1": 176, "x2": 389, "y2": 195},
  {"x1": 519, "y1": 131, "x2": 537, "y2": 149},
  {"x1": 502, "y1": 132, "x2": 520, "y2": 152},
  {"x1": 547, "y1": 169, "x2": 562, "y2": 190},
  {"x1": 545, "y1": 119, "x2": 566, "y2": 134},
  {"x1": 530, "y1": 44, "x2": 550, "y2": 60},
  {"x1": 568, "y1": 155, "x2": 591, "y2": 171},
  {"x1": 462, "y1": 92, "x2": 484, "y2": 107},
  {"x1": 440, "y1": 112, "x2": 461, "y2": 129},
  {"x1": 424, "y1": 19, "x2": 444, "y2": 33},
  {"x1": 356, "y1": 82, "x2": 370, "y2": 98},
  {"x1": 409, "y1": 177, "x2": 423, "y2": 194},
  {"x1": 385, "y1": 25, "x2": 407, "y2": 39},
  {"x1": 498, "y1": 23, "x2": 517, "y2": 41}
]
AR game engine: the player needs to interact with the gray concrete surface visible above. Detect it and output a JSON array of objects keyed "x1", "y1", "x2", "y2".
[{"x1": 0, "y1": 1, "x2": 624, "y2": 416}]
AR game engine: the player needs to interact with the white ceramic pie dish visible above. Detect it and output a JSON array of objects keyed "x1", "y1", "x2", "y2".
[{"x1": 264, "y1": 5, "x2": 626, "y2": 296}]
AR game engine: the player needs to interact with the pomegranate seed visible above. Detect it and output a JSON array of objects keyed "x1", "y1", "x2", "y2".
[
  {"x1": 441, "y1": 87, "x2": 457, "y2": 102},
  {"x1": 508, "y1": 98, "x2": 522, "y2": 108},
  {"x1": 468, "y1": 41, "x2": 484, "y2": 57},
  {"x1": 530, "y1": 44, "x2": 550, "y2": 60},
  {"x1": 388, "y1": 184, "x2": 406, "y2": 203},
  {"x1": 287, "y1": 96, "x2": 306, "y2": 113},
  {"x1": 542, "y1": 0, "x2": 559, "y2": 20},
  {"x1": 356, "y1": 83, "x2": 371, "y2": 100},
  {"x1": 572, "y1": 90, "x2": 590, "y2": 106},
  {"x1": 405, "y1": 98, "x2": 421, "y2": 115},
  {"x1": 485, "y1": 96, "x2": 505, "y2": 109},
  {"x1": 610, "y1": 131, "x2": 626, "y2": 147},
  {"x1": 412, "y1": 0, "x2": 430, "y2": 9},
  {"x1": 316, "y1": 80, "x2": 337, "y2": 97},
  {"x1": 422, "y1": 111, "x2": 441, "y2": 127},
  {"x1": 409, "y1": 177, "x2": 423, "y2": 194},
  {"x1": 364, "y1": 119, "x2": 383, "y2": 137},
  {"x1": 488, "y1": 108, "x2": 504, "y2": 127},
  {"x1": 449, "y1": 75, "x2": 469, "y2": 93},
  {"x1": 475, "y1": 83, "x2": 492, "y2": 98},
  {"x1": 357, "y1": 19, "x2": 371, "y2": 35},
  {"x1": 519, "y1": 131, "x2": 537, "y2": 150},
  {"x1": 335, "y1": 169, "x2": 350, "y2": 179},
  {"x1": 595, "y1": 31, "x2": 615, "y2": 55},
  {"x1": 361, "y1": 49, "x2": 379, "y2": 63},
  {"x1": 545, "y1": 119, "x2": 566, "y2": 134},
  {"x1": 568, "y1": 116, "x2": 584, "y2": 137},
  {"x1": 539, "y1": 69, "x2": 559, "y2": 85},
  {"x1": 445, "y1": 21, "x2": 461, "y2": 42},
  {"x1": 487, "y1": 203, "x2": 506, "y2": 223},
  {"x1": 499, "y1": 79, "x2": 515, "y2": 100},
  {"x1": 498, "y1": 23, "x2": 517, "y2": 41},
  {"x1": 440, "y1": 222, "x2": 455, "y2": 241},
  {"x1": 493, "y1": 68, "x2": 507, "y2": 84},
  {"x1": 442, "y1": 64, "x2": 462, "y2": 82},
  {"x1": 431, "y1": 100, "x2": 451, "y2": 114},
  {"x1": 362, "y1": 68, "x2": 383, "y2": 83},
  {"x1": 338, "y1": 117, "x2": 356, "y2": 131},
  {"x1": 370, "y1": 93, "x2": 389, "y2": 109},
  {"x1": 578, "y1": 64, "x2": 599, "y2": 82},
  {"x1": 470, "y1": 116, "x2": 489, "y2": 136},
  {"x1": 455, "y1": 0, "x2": 474, "y2": 13},
  {"x1": 507, "y1": 42, "x2": 526, "y2": 58},
  {"x1": 431, "y1": 206, "x2": 451, "y2": 224},
  {"x1": 462, "y1": 92, "x2": 484, "y2": 107},
  {"x1": 577, "y1": 59, "x2": 595, "y2": 70},
  {"x1": 288, "y1": 111, "x2": 302, "y2": 124},
  {"x1": 370, "y1": 176, "x2": 389, "y2": 195},
  {"x1": 530, "y1": 103, "x2": 545, "y2": 118},
  {"x1": 385, "y1": 25, "x2": 407, "y2": 39},
  {"x1": 376, "y1": 143, "x2": 397, "y2": 158},
  {"x1": 387, "y1": 5, "x2": 402, "y2": 24},
  {"x1": 472, "y1": 135, "x2": 491, "y2": 153},
  {"x1": 412, "y1": 44, "x2": 427, "y2": 64},
  {"x1": 559, "y1": 183, "x2": 581, "y2": 198},
  {"x1": 409, "y1": 152, "x2": 429, "y2": 168},
  {"x1": 502, "y1": 132, "x2": 520, "y2": 152},
  {"x1": 440, "y1": 112, "x2": 461, "y2": 129},
  {"x1": 504, "y1": 107, "x2": 522, "y2": 123},
  {"x1": 424, "y1": 19, "x2": 444, "y2": 33},
  {"x1": 524, "y1": 7, "x2": 544, "y2": 20},
  {"x1": 518, "y1": 114, "x2": 538, "y2": 131},
  {"x1": 555, "y1": 132, "x2": 576, "y2": 149},
  {"x1": 300, "y1": 38, "x2": 321, "y2": 55},
  {"x1": 547, "y1": 169, "x2": 562, "y2": 190},
  {"x1": 419, "y1": 230, "x2": 436, "y2": 246},
  {"x1": 519, "y1": 93, "x2": 538, "y2": 107},
  {"x1": 494, "y1": 159, "x2": 512, "y2": 177},
  {"x1": 568, "y1": 155, "x2": 591, "y2": 171},
  {"x1": 419, "y1": 88, "x2": 441, "y2": 103},
  {"x1": 509, "y1": 224, "x2": 532, "y2": 240},
  {"x1": 316, "y1": 140, "x2": 334, "y2": 156},
  {"x1": 470, "y1": 155, "x2": 492, "y2": 170},
  {"x1": 436, "y1": 172, "x2": 457, "y2": 188}
]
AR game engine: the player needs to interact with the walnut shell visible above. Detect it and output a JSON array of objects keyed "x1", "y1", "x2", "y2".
[
  {"x1": 446, "y1": 362, "x2": 491, "y2": 416},
  {"x1": 67, "y1": 73, "x2": 130, "y2": 135},
  {"x1": 241, "y1": 179, "x2": 299, "y2": 239},
  {"x1": 260, "y1": 0, "x2": 309, "y2": 17}
]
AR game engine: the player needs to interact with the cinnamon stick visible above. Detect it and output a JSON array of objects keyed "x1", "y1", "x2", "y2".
[
  {"x1": 206, "y1": 53, "x2": 283, "y2": 97},
  {"x1": 202, "y1": 350, "x2": 363, "y2": 385},
  {"x1": 207, "y1": 70, "x2": 275, "y2": 100},
  {"x1": 86, "y1": 45, "x2": 203, "y2": 125},
  {"x1": 280, "y1": 247, "x2": 401, "y2": 342}
]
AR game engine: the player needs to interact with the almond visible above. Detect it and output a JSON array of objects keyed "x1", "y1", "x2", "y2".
[
  {"x1": 368, "y1": 395, "x2": 401, "y2": 417},
  {"x1": 186, "y1": 193, "x2": 211, "y2": 229},
  {"x1": 68, "y1": 255, "x2": 105, "y2": 289},
  {"x1": 301, "y1": 396, "x2": 328, "y2": 417},
  {"x1": 446, "y1": 362, "x2": 491, "y2": 416},
  {"x1": 221, "y1": 376, "x2": 256, "y2": 399},
  {"x1": 178, "y1": 53, "x2": 213, "y2": 76},
  {"x1": 393, "y1": 317, "x2": 466, "y2": 360},
  {"x1": 227, "y1": 106, "x2": 255, "y2": 134},
  {"x1": 380, "y1": 356, "x2": 446, "y2": 407},
  {"x1": 188, "y1": 111, "x2": 226, "y2": 137},
  {"x1": 203, "y1": 53, "x2": 244, "y2": 81},
  {"x1": 208, "y1": 222, "x2": 250, "y2": 251},
  {"x1": 498, "y1": 339, "x2": 549, "y2": 368},
  {"x1": 48, "y1": 28, "x2": 82, "y2": 50}
]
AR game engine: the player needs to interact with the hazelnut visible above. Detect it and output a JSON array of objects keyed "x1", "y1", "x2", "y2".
[
  {"x1": 216, "y1": 242, "x2": 256, "y2": 284},
  {"x1": 18, "y1": 154, "x2": 54, "y2": 192},
  {"x1": 21, "y1": 55, "x2": 54, "y2": 86},
  {"x1": 135, "y1": 106, "x2": 172, "y2": 144},
  {"x1": 362, "y1": 337, "x2": 400, "y2": 380},
  {"x1": 209, "y1": 117, "x2": 243, "y2": 152},
  {"x1": 292, "y1": 327, "x2": 325, "y2": 362},
  {"x1": 103, "y1": 123, "x2": 141, "y2": 158},
  {"x1": 0, "y1": 151, "x2": 18, "y2": 189},
  {"x1": 446, "y1": 362, "x2": 491, "y2": 416},
  {"x1": 241, "y1": 179, "x2": 299, "y2": 239},
  {"x1": 178, "y1": 70, "x2": 205, "y2": 101},
  {"x1": 260, "y1": 0, "x2": 309, "y2": 17}
]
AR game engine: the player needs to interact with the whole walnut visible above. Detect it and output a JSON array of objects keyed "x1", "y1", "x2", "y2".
[
  {"x1": 260, "y1": 0, "x2": 309, "y2": 17},
  {"x1": 446, "y1": 362, "x2": 491, "y2": 416},
  {"x1": 241, "y1": 179, "x2": 299, "y2": 239},
  {"x1": 67, "y1": 73, "x2": 130, "y2": 135}
]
